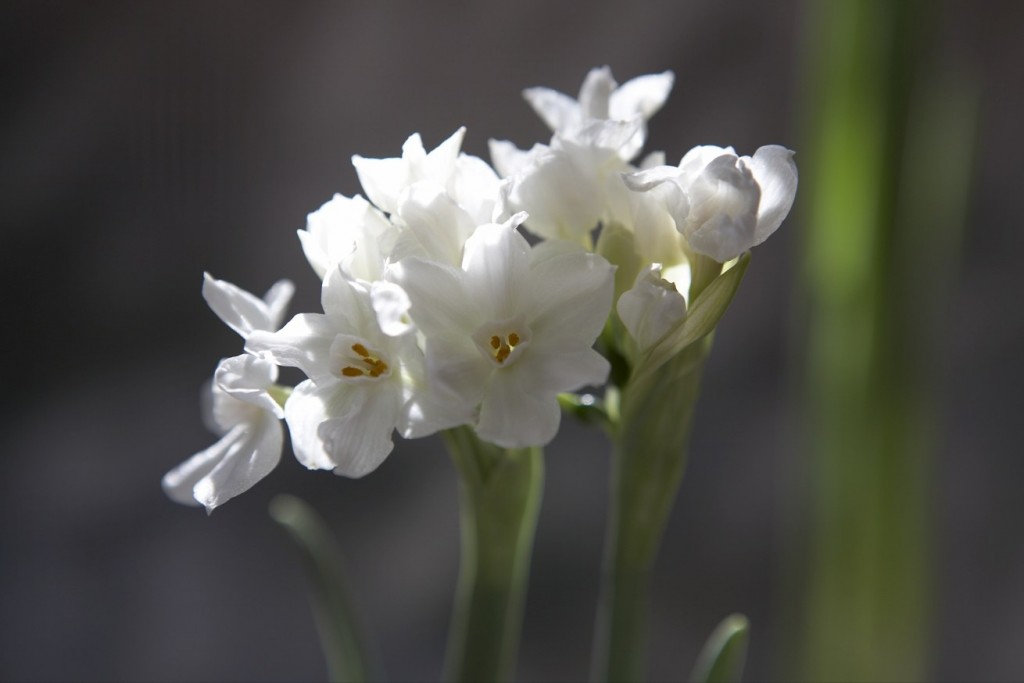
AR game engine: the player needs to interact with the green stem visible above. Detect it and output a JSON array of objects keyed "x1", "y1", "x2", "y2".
[
  {"x1": 442, "y1": 427, "x2": 544, "y2": 683},
  {"x1": 593, "y1": 338, "x2": 711, "y2": 682}
]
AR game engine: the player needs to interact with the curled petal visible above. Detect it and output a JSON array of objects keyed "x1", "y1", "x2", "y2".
[
  {"x1": 245, "y1": 313, "x2": 337, "y2": 384},
  {"x1": 749, "y1": 145, "x2": 798, "y2": 246},
  {"x1": 370, "y1": 280, "x2": 413, "y2": 337},
  {"x1": 214, "y1": 354, "x2": 283, "y2": 418}
]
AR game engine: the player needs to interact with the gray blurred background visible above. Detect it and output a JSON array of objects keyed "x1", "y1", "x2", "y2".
[{"x1": 1, "y1": 1, "x2": 1021, "y2": 681}]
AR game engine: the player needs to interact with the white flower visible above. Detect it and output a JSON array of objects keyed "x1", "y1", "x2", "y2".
[
  {"x1": 490, "y1": 120, "x2": 640, "y2": 245},
  {"x1": 246, "y1": 266, "x2": 462, "y2": 477},
  {"x1": 391, "y1": 214, "x2": 615, "y2": 448},
  {"x1": 352, "y1": 127, "x2": 500, "y2": 226},
  {"x1": 522, "y1": 66, "x2": 674, "y2": 162},
  {"x1": 616, "y1": 265, "x2": 688, "y2": 353},
  {"x1": 298, "y1": 193, "x2": 396, "y2": 281},
  {"x1": 625, "y1": 145, "x2": 798, "y2": 262},
  {"x1": 201, "y1": 272, "x2": 295, "y2": 340},
  {"x1": 162, "y1": 354, "x2": 286, "y2": 512}
]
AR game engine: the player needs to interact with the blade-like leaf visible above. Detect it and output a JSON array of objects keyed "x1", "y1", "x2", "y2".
[
  {"x1": 690, "y1": 614, "x2": 750, "y2": 683},
  {"x1": 270, "y1": 494, "x2": 377, "y2": 683}
]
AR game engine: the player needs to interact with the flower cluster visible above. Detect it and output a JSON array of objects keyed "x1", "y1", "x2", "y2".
[{"x1": 165, "y1": 66, "x2": 796, "y2": 511}]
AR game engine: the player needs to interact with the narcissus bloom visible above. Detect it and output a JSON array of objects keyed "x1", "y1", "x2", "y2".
[
  {"x1": 391, "y1": 214, "x2": 615, "y2": 447},
  {"x1": 163, "y1": 354, "x2": 286, "y2": 512},
  {"x1": 246, "y1": 266, "x2": 463, "y2": 477},
  {"x1": 625, "y1": 145, "x2": 798, "y2": 262}
]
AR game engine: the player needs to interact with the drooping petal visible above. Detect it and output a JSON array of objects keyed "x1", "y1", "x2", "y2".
[
  {"x1": 285, "y1": 379, "x2": 400, "y2": 477},
  {"x1": 245, "y1": 313, "x2": 337, "y2": 384},
  {"x1": 162, "y1": 426, "x2": 244, "y2": 507},
  {"x1": 192, "y1": 415, "x2": 283, "y2": 512},
  {"x1": 214, "y1": 354, "x2": 283, "y2": 418},
  {"x1": 748, "y1": 145, "x2": 798, "y2": 246},
  {"x1": 202, "y1": 273, "x2": 274, "y2": 338}
]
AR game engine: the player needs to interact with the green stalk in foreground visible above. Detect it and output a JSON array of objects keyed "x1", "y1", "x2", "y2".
[
  {"x1": 442, "y1": 426, "x2": 544, "y2": 683},
  {"x1": 592, "y1": 254, "x2": 750, "y2": 682}
]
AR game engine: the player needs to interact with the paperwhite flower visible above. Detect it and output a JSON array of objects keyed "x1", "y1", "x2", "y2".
[
  {"x1": 391, "y1": 214, "x2": 614, "y2": 448},
  {"x1": 490, "y1": 120, "x2": 640, "y2": 245},
  {"x1": 246, "y1": 266, "x2": 462, "y2": 477},
  {"x1": 298, "y1": 193, "x2": 396, "y2": 281},
  {"x1": 522, "y1": 66, "x2": 674, "y2": 162},
  {"x1": 164, "y1": 274, "x2": 295, "y2": 511},
  {"x1": 352, "y1": 127, "x2": 500, "y2": 226},
  {"x1": 163, "y1": 355, "x2": 286, "y2": 512},
  {"x1": 626, "y1": 145, "x2": 798, "y2": 262}
]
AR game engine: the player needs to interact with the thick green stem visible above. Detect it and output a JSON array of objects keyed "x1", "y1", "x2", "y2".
[
  {"x1": 442, "y1": 427, "x2": 544, "y2": 683},
  {"x1": 593, "y1": 338, "x2": 711, "y2": 682}
]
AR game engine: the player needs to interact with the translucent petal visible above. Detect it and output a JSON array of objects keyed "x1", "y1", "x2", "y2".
[
  {"x1": 214, "y1": 354, "x2": 283, "y2": 418},
  {"x1": 461, "y1": 218, "x2": 532, "y2": 322},
  {"x1": 609, "y1": 71, "x2": 675, "y2": 121},
  {"x1": 245, "y1": 313, "x2": 337, "y2": 384},
  {"x1": 617, "y1": 266, "x2": 688, "y2": 352},
  {"x1": 202, "y1": 273, "x2": 273, "y2": 338},
  {"x1": 389, "y1": 258, "x2": 477, "y2": 337},
  {"x1": 522, "y1": 86, "x2": 580, "y2": 133},
  {"x1": 162, "y1": 426, "x2": 243, "y2": 507},
  {"x1": 396, "y1": 182, "x2": 477, "y2": 267},
  {"x1": 192, "y1": 416, "x2": 282, "y2": 512},
  {"x1": 476, "y1": 372, "x2": 561, "y2": 448},
  {"x1": 524, "y1": 250, "x2": 615, "y2": 349}
]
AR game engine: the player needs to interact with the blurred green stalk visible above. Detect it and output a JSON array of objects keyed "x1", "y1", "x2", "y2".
[
  {"x1": 442, "y1": 427, "x2": 543, "y2": 683},
  {"x1": 797, "y1": 0, "x2": 976, "y2": 679}
]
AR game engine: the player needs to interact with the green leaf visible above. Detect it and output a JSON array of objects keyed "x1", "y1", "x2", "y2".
[
  {"x1": 690, "y1": 614, "x2": 750, "y2": 683},
  {"x1": 269, "y1": 494, "x2": 377, "y2": 683},
  {"x1": 633, "y1": 252, "x2": 750, "y2": 385}
]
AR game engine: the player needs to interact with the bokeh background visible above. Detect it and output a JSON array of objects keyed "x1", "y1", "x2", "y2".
[{"x1": 2, "y1": 1, "x2": 1022, "y2": 681}]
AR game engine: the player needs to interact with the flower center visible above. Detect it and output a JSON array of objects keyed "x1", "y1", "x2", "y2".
[
  {"x1": 488, "y1": 332, "x2": 521, "y2": 364},
  {"x1": 473, "y1": 317, "x2": 532, "y2": 368},
  {"x1": 341, "y1": 342, "x2": 390, "y2": 378}
]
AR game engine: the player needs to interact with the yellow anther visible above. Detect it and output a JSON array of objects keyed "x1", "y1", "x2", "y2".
[
  {"x1": 341, "y1": 367, "x2": 365, "y2": 377},
  {"x1": 508, "y1": 332, "x2": 520, "y2": 346},
  {"x1": 495, "y1": 345, "x2": 511, "y2": 363},
  {"x1": 490, "y1": 336, "x2": 501, "y2": 350},
  {"x1": 351, "y1": 343, "x2": 370, "y2": 357},
  {"x1": 341, "y1": 342, "x2": 389, "y2": 379}
]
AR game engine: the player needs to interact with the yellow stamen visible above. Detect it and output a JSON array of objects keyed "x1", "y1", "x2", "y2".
[
  {"x1": 352, "y1": 343, "x2": 370, "y2": 357},
  {"x1": 490, "y1": 336, "x2": 501, "y2": 350},
  {"x1": 508, "y1": 332, "x2": 520, "y2": 346},
  {"x1": 341, "y1": 367, "x2": 365, "y2": 377}
]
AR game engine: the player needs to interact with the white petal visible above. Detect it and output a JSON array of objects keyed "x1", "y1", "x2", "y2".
[
  {"x1": 515, "y1": 345, "x2": 610, "y2": 396},
  {"x1": 461, "y1": 219, "x2": 532, "y2": 322},
  {"x1": 749, "y1": 145, "x2": 798, "y2": 246},
  {"x1": 488, "y1": 139, "x2": 531, "y2": 179},
  {"x1": 522, "y1": 86, "x2": 580, "y2": 133},
  {"x1": 502, "y1": 147, "x2": 602, "y2": 243},
  {"x1": 450, "y1": 153, "x2": 501, "y2": 225},
  {"x1": 262, "y1": 280, "x2": 295, "y2": 331},
  {"x1": 370, "y1": 280, "x2": 413, "y2": 337},
  {"x1": 285, "y1": 379, "x2": 400, "y2": 477},
  {"x1": 683, "y1": 155, "x2": 760, "y2": 262},
  {"x1": 389, "y1": 258, "x2": 477, "y2": 337},
  {"x1": 524, "y1": 250, "x2": 615, "y2": 349},
  {"x1": 214, "y1": 354, "x2": 283, "y2": 418},
  {"x1": 423, "y1": 127, "x2": 466, "y2": 185},
  {"x1": 193, "y1": 416, "x2": 283, "y2": 512},
  {"x1": 283, "y1": 380, "x2": 347, "y2": 471},
  {"x1": 396, "y1": 182, "x2": 477, "y2": 267},
  {"x1": 476, "y1": 372, "x2": 561, "y2": 448},
  {"x1": 162, "y1": 426, "x2": 243, "y2": 507},
  {"x1": 202, "y1": 273, "x2": 273, "y2": 338},
  {"x1": 351, "y1": 155, "x2": 407, "y2": 214},
  {"x1": 609, "y1": 71, "x2": 675, "y2": 121},
  {"x1": 245, "y1": 313, "x2": 337, "y2": 383},
  {"x1": 578, "y1": 66, "x2": 617, "y2": 120},
  {"x1": 423, "y1": 333, "x2": 491, "y2": 407},
  {"x1": 320, "y1": 266, "x2": 375, "y2": 334},
  {"x1": 617, "y1": 266, "x2": 688, "y2": 351}
]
